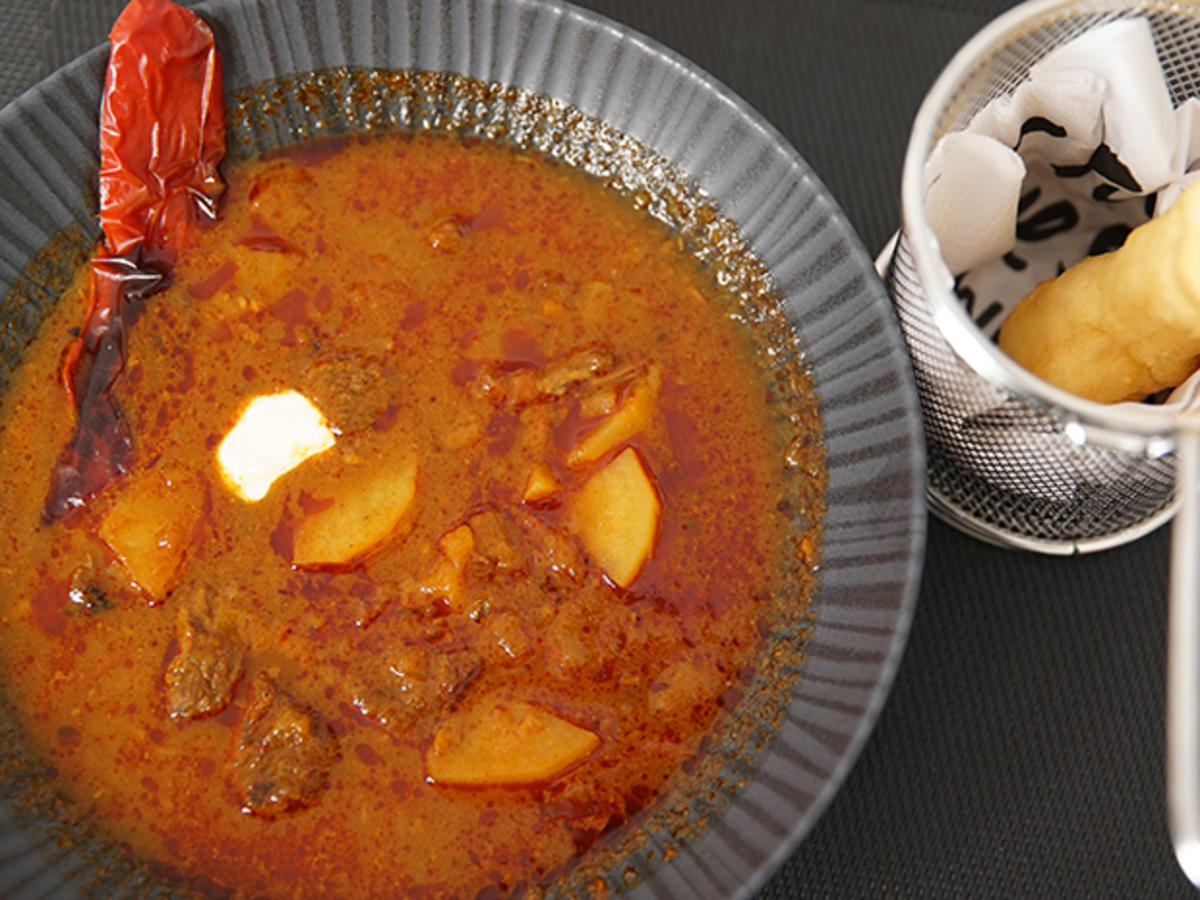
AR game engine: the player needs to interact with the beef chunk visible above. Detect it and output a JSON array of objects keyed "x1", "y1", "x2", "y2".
[
  {"x1": 535, "y1": 344, "x2": 615, "y2": 399},
  {"x1": 466, "y1": 509, "x2": 522, "y2": 574},
  {"x1": 518, "y1": 510, "x2": 586, "y2": 588},
  {"x1": 234, "y1": 674, "x2": 338, "y2": 817},
  {"x1": 299, "y1": 353, "x2": 390, "y2": 433},
  {"x1": 542, "y1": 590, "x2": 640, "y2": 682},
  {"x1": 164, "y1": 589, "x2": 243, "y2": 719},
  {"x1": 467, "y1": 507, "x2": 585, "y2": 590},
  {"x1": 407, "y1": 508, "x2": 585, "y2": 618},
  {"x1": 470, "y1": 343, "x2": 615, "y2": 410},
  {"x1": 353, "y1": 643, "x2": 482, "y2": 733}
]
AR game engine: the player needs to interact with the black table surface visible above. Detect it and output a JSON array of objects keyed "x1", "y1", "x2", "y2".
[{"x1": 0, "y1": 0, "x2": 1191, "y2": 896}]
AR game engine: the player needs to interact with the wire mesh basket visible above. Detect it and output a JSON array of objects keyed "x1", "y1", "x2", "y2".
[
  {"x1": 886, "y1": 0, "x2": 1200, "y2": 884},
  {"x1": 886, "y1": 0, "x2": 1200, "y2": 554}
]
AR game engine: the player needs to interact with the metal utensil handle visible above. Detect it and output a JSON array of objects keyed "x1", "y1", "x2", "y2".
[{"x1": 1168, "y1": 426, "x2": 1200, "y2": 884}]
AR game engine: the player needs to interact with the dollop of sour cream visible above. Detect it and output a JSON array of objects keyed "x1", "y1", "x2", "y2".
[{"x1": 216, "y1": 390, "x2": 336, "y2": 502}]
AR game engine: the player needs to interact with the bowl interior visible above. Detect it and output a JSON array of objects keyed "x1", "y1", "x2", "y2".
[{"x1": 0, "y1": 0, "x2": 925, "y2": 896}]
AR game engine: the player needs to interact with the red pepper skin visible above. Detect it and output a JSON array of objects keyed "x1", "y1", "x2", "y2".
[
  {"x1": 98, "y1": 0, "x2": 226, "y2": 266},
  {"x1": 44, "y1": 0, "x2": 225, "y2": 522}
]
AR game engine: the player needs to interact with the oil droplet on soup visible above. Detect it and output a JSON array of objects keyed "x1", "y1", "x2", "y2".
[{"x1": 0, "y1": 131, "x2": 819, "y2": 898}]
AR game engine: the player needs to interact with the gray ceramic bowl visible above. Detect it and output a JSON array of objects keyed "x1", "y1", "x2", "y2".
[{"x1": 0, "y1": 0, "x2": 925, "y2": 897}]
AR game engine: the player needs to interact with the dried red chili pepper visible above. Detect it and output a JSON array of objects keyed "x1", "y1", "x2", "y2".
[{"x1": 44, "y1": 0, "x2": 225, "y2": 522}]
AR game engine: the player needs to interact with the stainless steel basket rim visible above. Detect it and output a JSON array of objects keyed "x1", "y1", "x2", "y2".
[{"x1": 900, "y1": 0, "x2": 1198, "y2": 458}]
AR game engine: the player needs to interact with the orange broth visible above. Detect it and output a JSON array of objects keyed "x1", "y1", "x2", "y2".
[{"x1": 0, "y1": 131, "x2": 819, "y2": 898}]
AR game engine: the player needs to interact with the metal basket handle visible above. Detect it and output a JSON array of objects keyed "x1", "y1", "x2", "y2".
[{"x1": 1168, "y1": 426, "x2": 1200, "y2": 884}]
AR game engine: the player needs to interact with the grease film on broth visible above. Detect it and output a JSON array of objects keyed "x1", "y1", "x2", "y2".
[{"x1": 0, "y1": 67, "x2": 826, "y2": 898}]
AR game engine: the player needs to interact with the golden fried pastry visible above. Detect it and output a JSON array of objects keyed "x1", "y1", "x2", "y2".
[{"x1": 998, "y1": 178, "x2": 1200, "y2": 403}]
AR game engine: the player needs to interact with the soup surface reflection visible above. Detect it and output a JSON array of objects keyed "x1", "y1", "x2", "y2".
[{"x1": 0, "y1": 131, "x2": 821, "y2": 898}]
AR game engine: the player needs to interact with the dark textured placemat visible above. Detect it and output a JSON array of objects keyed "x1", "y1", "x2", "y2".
[
  {"x1": 0, "y1": 2, "x2": 47, "y2": 101},
  {"x1": 3, "y1": 0, "x2": 1193, "y2": 896}
]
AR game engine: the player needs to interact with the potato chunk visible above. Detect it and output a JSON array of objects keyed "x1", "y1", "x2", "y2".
[
  {"x1": 426, "y1": 700, "x2": 599, "y2": 786},
  {"x1": 568, "y1": 447, "x2": 660, "y2": 588},
  {"x1": 567, "y1": 364, "x2": 661, "y2": 468},
  {"x1": 291, "y1": 454, "x2": 418, "y2": 567},
  {"x1": 98, "y1": 466, "x2": 203, "y2": 601},
  {"x1": 522, "y1": 462, "x2": 559, "y2": 503},
  {"x1": 414, "y1": 523, "x2": 475, "y2": 610}
]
